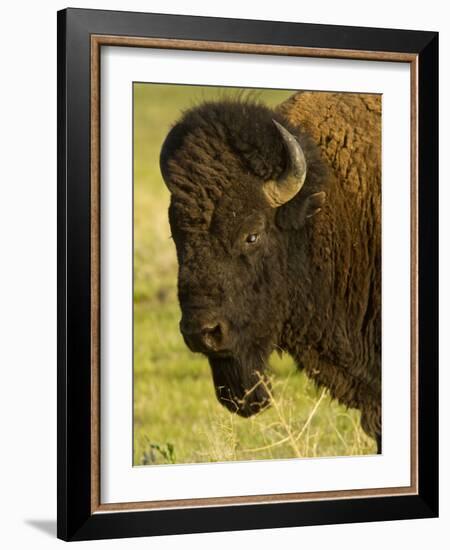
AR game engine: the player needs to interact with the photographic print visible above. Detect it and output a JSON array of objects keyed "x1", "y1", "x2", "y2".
[
  {"x1": 58, "y1": 10, "x2": 438, "y2": 539},
  {"x1": 133, "y1": 84, "x2": 381, "y2": 466}
]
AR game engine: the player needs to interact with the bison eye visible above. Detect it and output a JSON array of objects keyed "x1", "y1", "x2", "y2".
[{"x1": 245, "y1": 233, "x2": 259, "y2": 244}]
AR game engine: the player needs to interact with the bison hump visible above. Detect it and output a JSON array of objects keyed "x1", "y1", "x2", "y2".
[{"x1": 277, "y1": 91, "x2": 381, "y2": 197}]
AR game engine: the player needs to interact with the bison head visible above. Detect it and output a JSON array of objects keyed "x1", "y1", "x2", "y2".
[{"x1": 159, "y1": 100, "x2": 325, "y2": 417}]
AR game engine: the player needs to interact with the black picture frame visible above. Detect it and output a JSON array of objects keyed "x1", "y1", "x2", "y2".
[{"x1": 57, "y1": 7, "x2": 438, "y2": 541}]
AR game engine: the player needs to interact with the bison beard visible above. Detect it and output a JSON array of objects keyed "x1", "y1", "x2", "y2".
[{"x1": 209, "y1": 352, "x2": 271, "y2": 417}]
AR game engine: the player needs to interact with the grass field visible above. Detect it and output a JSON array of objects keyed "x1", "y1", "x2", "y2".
[{"x1": 133, "y1": 83, "x2": 376, "y2": 466}]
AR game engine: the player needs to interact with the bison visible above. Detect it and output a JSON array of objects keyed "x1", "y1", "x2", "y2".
[{"x1": 159, "y1": 91, "x2": 382, "y2": 453}]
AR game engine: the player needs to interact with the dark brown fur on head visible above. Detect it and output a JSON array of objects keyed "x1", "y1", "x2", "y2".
[{"x1": 160, "y1": 98, "x2": 328, "y2": 418}]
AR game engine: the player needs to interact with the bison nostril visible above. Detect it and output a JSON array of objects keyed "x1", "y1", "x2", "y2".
[{"x1": 180, "y1": 315, "x2": 229, "y2": 352}]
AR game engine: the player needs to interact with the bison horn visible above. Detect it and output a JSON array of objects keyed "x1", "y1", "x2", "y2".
[{"x1": 262, "y1": 120, "x2": 307, "y2": 207}]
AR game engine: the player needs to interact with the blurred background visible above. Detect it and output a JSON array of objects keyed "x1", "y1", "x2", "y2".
[{"x1": 133, "y1": 83, "x2": 375, "y2": 466}]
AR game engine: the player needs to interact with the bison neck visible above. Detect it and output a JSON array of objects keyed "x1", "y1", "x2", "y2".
[{"x1": 280, "y1": 200, "x2": 381, "y2": 438}]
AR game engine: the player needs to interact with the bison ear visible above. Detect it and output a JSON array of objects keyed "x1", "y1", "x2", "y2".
[
  {"x1": 303, "y1": 191, "x2": 326, "y2": 219},
  {"x1": 276, "y1": 191, "x2": 326, "y2": 230}
]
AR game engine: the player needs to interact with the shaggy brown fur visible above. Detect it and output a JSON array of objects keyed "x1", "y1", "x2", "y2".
[
  {"x1": 278, "y1": 92, "x2": 381, "y2": 443},
  {"x1": 159, "y1": 92, "x2": 381, "y2": 450}
]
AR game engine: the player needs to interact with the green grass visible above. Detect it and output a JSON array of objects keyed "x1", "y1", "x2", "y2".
[{"x1": 133, "y1": 83, "x2": 376, "y2": 466}]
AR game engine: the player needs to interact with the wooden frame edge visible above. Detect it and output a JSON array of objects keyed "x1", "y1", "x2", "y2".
[
  {"x1": 94, "y1": 485, "x2": 417, "y2": 513},
  {"x1": 410, "y1": 55, "x2": 419, "y2": 496},
  {"x1": 91, "y1": 34, "x2": 101, "y2": 513},
  {"x1": 92, "y1": 34, "x2": 417, "y2": 62},
  {"x1": 89, "y1": 34, "x2": 419, "y2": 514}
]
